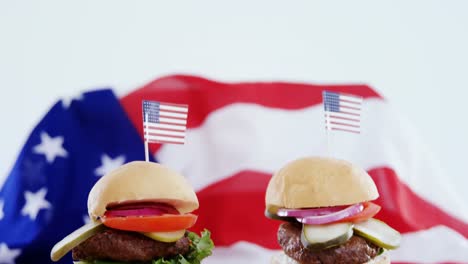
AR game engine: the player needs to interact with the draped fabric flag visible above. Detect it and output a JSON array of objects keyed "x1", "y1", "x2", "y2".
[{"x1": 0, "y1": 75, "x2": 467, "y2": 264}]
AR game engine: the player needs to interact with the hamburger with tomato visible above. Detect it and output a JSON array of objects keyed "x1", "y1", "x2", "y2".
[
  {"x1": 51, "y1": 161, "x2": 214, "y2": 264},
  {"x1": 265, "y1": 157, "x2": 401, "y2": 264}
]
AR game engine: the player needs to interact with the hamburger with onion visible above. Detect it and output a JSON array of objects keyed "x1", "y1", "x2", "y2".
[
  {"x1": 51, "y1": 161, "x2": 214, "y2": 264},
  {"x1": 265, "y1": 157, "x2": 401, "y2": 264}
]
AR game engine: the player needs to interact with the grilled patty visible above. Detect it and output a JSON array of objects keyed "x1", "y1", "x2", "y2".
[
  {"x1": 72, "y1": 229, "x2": 190, "y2": 262},
  {"x1": 278, "y1": 222, "x2": 381, "y2": 264}
]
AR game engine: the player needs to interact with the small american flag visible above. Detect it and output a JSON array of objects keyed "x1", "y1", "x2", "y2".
[
  {"x1": 323, "y1": 91, "x2": 363, "y2": 134},
  {"x1": 142, "y1": 100, "x2": 188, "y2": 144}
]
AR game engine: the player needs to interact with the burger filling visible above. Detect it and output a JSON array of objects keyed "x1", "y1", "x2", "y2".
[
  {"x1": 72, "y1": 228, "x2": 212, "y2": 263},
  {"x1": 278, "y1": 222, "x2": 381, "y2": 264},
  {"x1": 51, "y1": 202, "x2": 214, "y2": 264},
  {"x1": 266, "y1": 202, "x2": 401, "y2": 264}
]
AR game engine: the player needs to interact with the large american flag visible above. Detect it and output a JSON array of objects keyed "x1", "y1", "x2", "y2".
[{"x1": 0, "y1": 75, "x2": 467, "y2": 264}]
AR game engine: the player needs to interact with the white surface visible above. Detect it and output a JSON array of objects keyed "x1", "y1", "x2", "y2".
[{"x1": 1, "y1": 1, "x2": 467, "y2": 203}]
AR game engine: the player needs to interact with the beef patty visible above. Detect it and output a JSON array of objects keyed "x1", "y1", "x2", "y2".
[
  {"x1": 278, "y1": 222, "x2": 381, "y2": 264},
  {"x1": 72, "y1": 229, "x2": 191, "y2": 262}
]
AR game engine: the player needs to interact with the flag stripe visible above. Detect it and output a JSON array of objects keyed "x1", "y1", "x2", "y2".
[
  {"x1": 328, "y1": 127, "x2": 361, "y2": 134},
  {"x1": 158, "y1": 111, "x2": 188, "y2": 119},
  {"x1": 332, "y1": 107, "x2": 361, "y2": 115},
  {"x1": 327, "y1": 120, "x2": 360, "y2": 128},
  {"x1": 325, "y1": 111, "x2": 359, "y2": 118},
  {"x1": 324, "y1": 114, "x2": 360, "y2": 123},
  {"x1": 325, "y1": 101, "x2": 362, "y2": 110},
  {"x1": 145, "y1": 123, "x2": 186, "y2": 131},
  {"x1": 156, "y1": 117, "x2": 186, "y2": 125},
  {"x1": 147, "y1": 135, "x2": 185, "y2": 143},
  {"x1": 326, "y1": 123, "x2": 361, "y2": 132},
  {"x1": 145, "y1": 129, "x2": 186, "y2": 137},
  {"x1": 159, "y1": 104, "x2": 189, "y2": 113}
]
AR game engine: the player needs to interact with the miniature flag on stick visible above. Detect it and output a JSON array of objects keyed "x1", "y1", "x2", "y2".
[
  {"x1": 323, "y1": 91, "x2": 363, "y2": 133},
  {"x1": 142, "y1": 100, "x2": 189, "y2": 161},
  {"x1": 323, "y1": 91, "x2": 363, "y2": 156}
]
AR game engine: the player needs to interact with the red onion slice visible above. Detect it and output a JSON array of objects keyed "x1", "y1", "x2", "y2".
[
  {"x1": 106, "y1": 202, "x2": 179, "y2": 215},
  {"x1": 104, "y1": 208, "x2": 168, "y2": 217},
  {"x1": 277, "y1": 205, "x2": 350, "y2": 218},
  {"x1": 297, "y1": 203, "x2": 364, "y2": 225}
]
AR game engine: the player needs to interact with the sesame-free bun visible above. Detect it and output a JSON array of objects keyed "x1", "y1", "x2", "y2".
[
  {"x1": 88, "y1": 161, "x2": 199, "y2": 220},
  {"x1": 270, "y1": 251, "x2": 390, "y2": 264},
  {"x1": 266, "y1": 157, "x2": 378, "y2": 208}
]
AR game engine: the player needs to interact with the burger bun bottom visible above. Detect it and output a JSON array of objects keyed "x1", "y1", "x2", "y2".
[{"x1": 270, "y1": 251, "x2": 390, "y2": 264}]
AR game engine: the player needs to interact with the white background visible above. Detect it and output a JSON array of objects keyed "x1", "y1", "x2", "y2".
[{"x1": 1, "y1": 1, "x2": 467, "y2": 202}]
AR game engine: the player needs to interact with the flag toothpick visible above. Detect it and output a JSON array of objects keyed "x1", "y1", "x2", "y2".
[
  {"x1": 323, "y1": 91, "x2": 363, "y2": 157},
  {"x1": 142, "y1": 100, "x2": 189, "y2": 161}
]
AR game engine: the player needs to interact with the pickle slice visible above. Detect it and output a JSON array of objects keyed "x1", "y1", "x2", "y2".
[
  {"x1": 265, "y1": 206, "x2": 297, "y2": 222},
  {"x1": 301, "y1": 222, "x2": 353, "y2": 250},
  {"x1": 353, "y1": 218, "x2": 401, "y2": 249},
  {"x1": 142, "y1": 229, "x2": 185, "y2": 242},
  {"x1": 51, "y1": 222, "x2": 105, "y2": 261}
]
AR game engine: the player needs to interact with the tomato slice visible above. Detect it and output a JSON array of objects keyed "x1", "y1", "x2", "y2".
[
  {"x1": 337, "y1": 202, "x2": 381, "y2": 223},
  {"x1": 102, "y1": 214, "x2": 198, "y2": 232}
]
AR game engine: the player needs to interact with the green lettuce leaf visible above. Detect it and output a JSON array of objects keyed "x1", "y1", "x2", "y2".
[{"x1": 152, "y1": 230, "x2": 214, "y2": 264}]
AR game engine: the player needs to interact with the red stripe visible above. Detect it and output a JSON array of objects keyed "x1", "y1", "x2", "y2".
[
  {"x1": 145, "y1": 132, "x2": 185, "y2": 139},
  {"x1": 159, "y1": 102, "x2": 189, "y2": 108},
  {"x1": 327, "y1": 121, "x2": 360, "y2": 128},
  {"x1": 328, "y1": 127, "x2": 360, "y2": 134},
  {"x1": 324, "y1": 114, "x2": 360, "y2": 122},
  {"x1": 368, "y1": 167, "x2": 468, "y2": 238},
  {"x1": 122, "y1": 75, "x2": 382, "y2": 152},
  {"x1": 156, "y1": 121, "x2": 186, "y2": 125},
  {"x1": 146, "y1": 127, "x2": 186, "y2": 133},
  {"x1": 190, "y1": 166, "x2": 468, "y2": 249}
]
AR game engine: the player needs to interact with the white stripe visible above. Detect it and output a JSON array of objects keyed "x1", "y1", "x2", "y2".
[
  {"x1": 326, "y1": 124, "x2": 360, "y2": 133},
  {"x1": 159, "y1": 117, "x2": 187, "y2": 125},
  {"x1": 205, "y1": 227, "x2": 468, "y2": 263},
  {"x1": 324, "y1": 111, "x2": 360, "y2": 120},
  {"x1": 145, "y1": 123, "x2": 186, "y2": 131},
  {"x1": 337, "y1": 107, "x2": 361, "y2": 115},
  {"x1": 145, "y1": 129, "x2": 186, "y2": 137},
  {"x1": 159, "y1": 110, "x2": 188, "y2": 119},
  {"x1": 157, "y1": 100, "x2": 468, "y2": 222},
  {"x1": 325, "y1": 118, "x2": 360, "y2": 127},
  {"x1": 392, "y1": 226, "x2": 468, "y2": 262},
  {"x1": 339, "y1": 101, "x2": 362, "y2": 109},
  {"x1": 147, "y1": 135, "x2": 185, "y2": 143},
  {"x1": 160, "y1": 104, "x2": 188, "y2": 113},
  {"x1": 340, "y1": 94, "x2": 363, "y2": 103}
]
